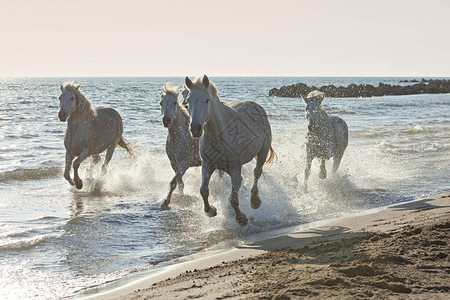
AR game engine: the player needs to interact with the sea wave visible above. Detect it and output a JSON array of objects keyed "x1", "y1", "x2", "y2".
[
  {"x1": 353, "y1": 129, "x2": 388, "y2": 138},
  {"x1": 328, "y1": 110, "x2": 357, "y2": 115},
  {"x1": 0, "y1": 167, "x2": 61, "y2": 182},
  {"x1": 354, "y1": 125, "x2": 450, "y2": 139},
  {"x1": 0, "y1": 233, "x2": 59, "y2": 251},
  {"x1": 400, "y1": 125, "x2": 450, "y2": 135},
  {"x1": 377, "y1": 141, "x2": 450, "y2": 155}
]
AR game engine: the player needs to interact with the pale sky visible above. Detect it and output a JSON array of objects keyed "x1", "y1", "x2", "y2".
[{"x1": 0, "y1": 0, "x2": 449, "y2": 77}]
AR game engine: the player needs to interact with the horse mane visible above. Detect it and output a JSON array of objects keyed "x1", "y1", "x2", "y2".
[
  {"x1": 162, "y1": 83, "x2": 179, "y2": 99},
  {"x1": 162, "y1": 83, "x2": 190, "y2": 119},
  {"x1": 191, "y1": 76, "x2": 219, "y2": 100},
  {"x1": 62, "y1": 81, "x2": 96, "y2": 117}
]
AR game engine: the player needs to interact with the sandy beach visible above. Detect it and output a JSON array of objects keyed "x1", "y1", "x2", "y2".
[{"x1": 79, "y1": 193, "x2": 449, "y2": 299}]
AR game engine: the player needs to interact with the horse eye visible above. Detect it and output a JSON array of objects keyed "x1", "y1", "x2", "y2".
[
  {"x1": 70, "y1": 97, "x2": 74, "y2": 101},
  {"x1": 205, "y1": 98, "x2": 209, "y2": 103}
]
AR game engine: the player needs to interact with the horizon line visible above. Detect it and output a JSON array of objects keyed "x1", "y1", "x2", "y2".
[{"x1": 1, "y1": 75, "x2": 449, "y2": 79}]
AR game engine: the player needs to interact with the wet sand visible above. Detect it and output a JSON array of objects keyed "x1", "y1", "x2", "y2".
[{"x1": 82, "y1": 193, "x2": 449, "y2": 299}]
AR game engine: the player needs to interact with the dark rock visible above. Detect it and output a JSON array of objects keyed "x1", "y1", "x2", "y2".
[
  {"x1": 269, "y1": 79, "x2": 450, "y2": 98},
  {"x1": 400, "y1": 79, "x2": 419, "y2": 83}
]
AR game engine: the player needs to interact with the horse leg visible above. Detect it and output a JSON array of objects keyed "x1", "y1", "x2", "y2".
[
  {"x1": 64, "y1": 152, "x2": 75, "y2": 186},
  {"x1": 304, "y1": 152, "x2": 313, "y2": 191},
  {"x1": 73, "y1": 149, "x2": 90, "y2": 189},
  {"x1": 332, "y1": 153, "x2": 343, "y2": 174},
  {"x1": 170, "y1": 161, "x2": 184, "y2": 194},
  {"x1": 200, "y1": 164, "x2": 217, "y2": 217},
  {"x1": 88, "y1": 154, "x2": 101, "y2": 173},
  {"x1": 319, "y1": 158, "x2": 327, "y2": 179},
  {"x1": 229, "y1": 167, "x2": 248, "y2": 226},
  {"x1": 250, "y1": 144, "x2": 269, "y2": 209},
  {"x1": 177, "y1": 177, "x2": 184, "y2": 194},
  {"x1": 101, "y1": 146, "x2": 115, "y2": 175},
  {"x1": 161, "y1": 164, "x2": 188, "y2": 210}
]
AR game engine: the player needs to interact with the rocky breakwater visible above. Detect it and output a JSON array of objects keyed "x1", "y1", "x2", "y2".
[{"x1": 269, "y1": 79, "x2": 450, "y2": 98}]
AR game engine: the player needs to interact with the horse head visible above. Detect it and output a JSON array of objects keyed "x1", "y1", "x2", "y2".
[
  {"x1": 58, "y1": 82, "x2": 81, "y2": 122},
  {"x1": 304, "y1": 90, "x2": 325, "y2": 131},
  {"x1": 159, "y1": 83, "x2": 180, "y2": 128},
  {"x1": 184, "y1": 75, "x2": 212, "y2": 138}
]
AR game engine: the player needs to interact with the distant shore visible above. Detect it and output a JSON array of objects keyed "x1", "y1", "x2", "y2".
[
  {"x1": 79, "y1": 193, "x2": 449, "y2": 299},
  {"x1": 269, "y1": 78, "x2": 450, "y2": 98}
]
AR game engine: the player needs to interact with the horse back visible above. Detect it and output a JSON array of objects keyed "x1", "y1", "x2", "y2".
[
  {"x1": 227, "y1": 101, "x2": 271, "y2": 136},
  {"x1": 90, "y1": 107, "x2": 123, "y2": 152},
  {"x1": 94, "y1": 107, "x2": 123, "y2": 133},
  {"x1": 330, "y1": 115, "x2": 348, "y2": 151}
]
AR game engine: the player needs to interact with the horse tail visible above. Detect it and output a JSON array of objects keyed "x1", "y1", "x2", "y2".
[
  {"x1": 117, "y1": 136, "x2": 136, "y2": 159},
  {"x1": 264, "y1": 146, "x2": 277, "y2": 165}
]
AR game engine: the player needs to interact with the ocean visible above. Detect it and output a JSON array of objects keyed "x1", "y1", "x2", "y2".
[{"x1": 0, "y1": 77, "x2": 449, "y2": 299}]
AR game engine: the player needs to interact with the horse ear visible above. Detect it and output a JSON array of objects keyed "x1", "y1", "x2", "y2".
[
  {"x1": 60, "y1": 84, "x2": 64, "y2": 92},
  {"x1": 185, "y1": 77, "x2": 194, "y2": 89},
  {"x1": 74, "y1": 84, "x2": 81, "y2": 90},
  {"x1": 301, "y1": 95, "x2": 308, "y2": 104},
  {"x1": 202, "y1": 75, "x2": 209, "y2": 87}
]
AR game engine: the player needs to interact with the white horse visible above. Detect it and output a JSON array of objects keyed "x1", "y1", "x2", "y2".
[
  {"x1": 185, "y1": 75, "x2": 275, "y2": 226},
  {"x1": 303, "y1": 90, "x2": 348, "y2": 189},
  {"x1": 58, "y1": 82, "x2": 134, "y2": 189},
  {"x1": 181, "y1": 85, "x2": 189, "y2": 106},
  {"x1": 159, "y1": 83, "x2": 201, "y2": 209}
]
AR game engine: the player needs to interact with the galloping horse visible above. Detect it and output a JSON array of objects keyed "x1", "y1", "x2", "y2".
[
  {"x1": 303, "y1": 90, "x2": 348, "y2": 189},
  {"x1": 58, "y1": 82, "x2": 134, "y2": 189},
  {"x1": 185, "y1": 75, "x2": 275, "y2": 226},
  {"x1": 159, "y1": 83, "x2": 201, "y2": 209}
]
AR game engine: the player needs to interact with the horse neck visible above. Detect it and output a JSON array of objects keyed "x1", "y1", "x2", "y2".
[
  {"x1": 310, "y1": 110, "x2": 331, "y2": 138},
  {"x1": 168, "y1": 104, "x2": 190, "y2": 138},
  {"x1": 204, "y1": 96, "x2": 229, "y2": 137},
  {"x1": 68, "y1": 97, "x2": 95, "y2": 128}
]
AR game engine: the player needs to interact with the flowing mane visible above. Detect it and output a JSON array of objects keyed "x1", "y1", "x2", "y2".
[
  {"x1": 61, "y1": 81, "x2": 96, "y2": 117},
  {"x1": 161, "y1": 83, "x2": 189, "y2": 119},
  {"x1": 162, "y1": 83, "x2": 179, "y2": 99}
]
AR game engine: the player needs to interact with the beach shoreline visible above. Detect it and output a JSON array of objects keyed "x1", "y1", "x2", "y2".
[{"x1": 76, "y1": 192, "x2": 449, "y2": 299}]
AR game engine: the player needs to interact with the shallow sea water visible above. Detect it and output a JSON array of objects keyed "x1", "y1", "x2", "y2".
[{"x1": 0, "y1": 77, "x2": 448, "y2": 299}]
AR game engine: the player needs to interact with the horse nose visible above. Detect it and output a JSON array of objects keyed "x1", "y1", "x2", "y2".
[
  {"x1": 162, "y1": 116, "x2": 172, "y2": 128},
  {"x1": 190, "y1": 123, "x2": 202, "y2": 137},
  {"x1": 58, "y1": 111, "x2": 67, "y2": 122}
]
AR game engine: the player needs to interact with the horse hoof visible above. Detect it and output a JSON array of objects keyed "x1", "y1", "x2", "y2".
[
  {"x1": 250, "y1": 193, "x2": 261, "y2": 209},
  {"x1": 205, "y1": 206, "x2": 217, "y2": 217},
  {"x1": 161, "y1": 201, "x2": 170, "y2": 210},
  {"x1": 75, "y1": 181, "x2": 83, "y2": 189},
  {"x1": 65, "y1": 175, "x2": 75, "y2": 186},
  {"x1": 236, "y1": 213, "x2": 248, "y2": 226},
  {"x1": 319, "y1": 172, "x2": 327, "y2": 180}
]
